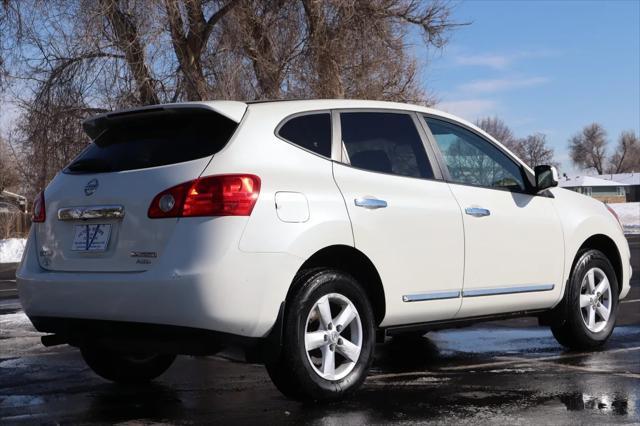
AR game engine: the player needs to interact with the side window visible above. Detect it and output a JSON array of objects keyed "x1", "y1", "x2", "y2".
[
  {"x1": 424, "y1": 117, "x2": 526, "y2": 191},
  {"x1": 277, "y1": 113, "x2": 332, "y2": 157},
  {"x1": 340, "y1": 112, "x2": 434, "y2": 179}
]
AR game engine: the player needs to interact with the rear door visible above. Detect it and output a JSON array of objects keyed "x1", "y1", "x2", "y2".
[
  {"x1": 37, "y1": 105, "x2": 242, "y2": 272},
  {"x1": 422, "y1": 116, "x2": 565, "y2": 318},
  {"x1": 332, "y1": 110, "x2": 464, "y2": 327}
]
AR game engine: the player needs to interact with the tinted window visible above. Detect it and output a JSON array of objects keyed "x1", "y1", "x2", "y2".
[
  {"x1": 340, "y1": 112, "x2": 433, "y2": 179},
  {"x1": 425, "y1": 117, "x2": 526, "y2": 191},
  {"x1": 278, "y1": 113, "x2": 332, "y2": 157},
  {"x1": 67, "y1": 109, "x2": 237, "y2": 173}
]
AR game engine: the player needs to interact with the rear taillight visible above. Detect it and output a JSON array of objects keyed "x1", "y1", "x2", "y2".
[
  {"x1": 32, "y1": 191, "x2": 46, "y2": 223},
  {"x1": 605, "y1": 203, "x2": 623, "y2": 231},
  {"x1": 148, "y1": 174, "x2": 261, "y2": 218}
]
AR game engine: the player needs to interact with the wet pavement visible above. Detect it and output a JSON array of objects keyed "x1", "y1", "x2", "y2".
[
  {"x1": 1, "y1": 283, "x2": 639, "y2": 425},
  {"x1": 1, "y1": 235, "x2": 639, "y2": 424}
]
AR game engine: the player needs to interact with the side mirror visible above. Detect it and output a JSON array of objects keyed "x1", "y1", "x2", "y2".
[{"x1": 534, "y1": 165, "x2": 559, "y2": 192}]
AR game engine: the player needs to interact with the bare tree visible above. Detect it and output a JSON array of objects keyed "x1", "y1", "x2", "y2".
[
  {"x1": 2, "y1": 0, "x2": 463, "y2": 196},
  {"x1": 476, "y1": 116, "x2": 517, "y2": 148},
  {"x1": 0, "y1": 1, "x2": 25, "y2": 90},
  {"x1": 13, "y1": 80, "x2": 90, "y2": 198},
  {"x1": 0, "y1": 137, "x2": 20, "y2": 192},
  {"x1": 476, "y1": 117, "x2": 557, "y2": 167},
  {"x1": 163, "y1": 0, "x2": 237, "y2": 101},
  {"x1": 299, "y1": 0, "x2": 461, "y2": 101},
  {"x1": 300, "y1": 0, "x2": 346, "y2": 98},
  {"x1": 569, "y1": 123, "x2": 608, "y2": 174},
  {"x1": 514, "y1": 133, "x2": 557, "y2": 168},
  {"x1": 225, "y1": 0, "x2": 303, "y2": 99},
  {"x1": 100, "y1": 0, "x2": 160, "y2": 105},
  {"x1": 608, "y1": 130, "x2": 640, "y2": 173}
]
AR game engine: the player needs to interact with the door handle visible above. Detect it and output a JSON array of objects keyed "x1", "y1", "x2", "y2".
[
  {"x1": 354, "y1": 197, "x2": 388, "y2": 209},
  {"x1": 465, "y1": 207, "x2": 490, "y2": 217}
]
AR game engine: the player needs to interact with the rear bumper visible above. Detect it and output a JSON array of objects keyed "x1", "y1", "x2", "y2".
[
  {"x1": 30, "y1": 308, "x2": 284, "y2": 362},
  {"x1": 17, "y1": 227, "x2": 302, "y2": 338}
]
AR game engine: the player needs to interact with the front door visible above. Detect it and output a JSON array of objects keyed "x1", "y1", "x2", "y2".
[
  {"x1": 332, "y1": 111, "x2": 465, "y2": 327},
  {"x1": 422, "y1": 116, "x2": 565, "y2": 318}
]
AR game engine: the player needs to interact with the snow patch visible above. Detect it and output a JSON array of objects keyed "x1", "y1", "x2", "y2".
[
  {"x1": 608, "y1": 202, "x2": 640, "y2": 234},
  {"x1": 0, "y1": 311, "x2": 32, "y2": 328},
  {"x1": 0, "y1": 238, "x2": 26, "y2": 263}
]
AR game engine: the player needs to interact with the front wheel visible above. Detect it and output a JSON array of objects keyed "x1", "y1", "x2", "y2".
[
  {"x1": 550, "y1": 249, "x2": 619, "y2": 350},
  {"x1": 266, "y1": 269, "x2": 375, "y2": 401}
]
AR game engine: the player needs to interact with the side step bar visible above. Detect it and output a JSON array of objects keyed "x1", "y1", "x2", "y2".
[{"x1": 382, "y1": 309, "x2": 550, "y2": 336}]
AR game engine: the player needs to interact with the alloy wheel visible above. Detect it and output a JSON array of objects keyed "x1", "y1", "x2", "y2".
[
  {"x1": 579, "y1": 267, "x2": 612, "y2": 333},
  {"x1": 304, "y1": 293, "x2": 363, "y2": 381}
]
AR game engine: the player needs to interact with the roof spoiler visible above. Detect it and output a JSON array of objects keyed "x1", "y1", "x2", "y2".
[{"x1": 82, "y1": 101, "x2": 247, "y2": 140}]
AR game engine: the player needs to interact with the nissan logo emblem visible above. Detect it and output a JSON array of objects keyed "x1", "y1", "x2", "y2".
[{"x1": 84, "y1": 179, "x2": 99, "y2": 196}]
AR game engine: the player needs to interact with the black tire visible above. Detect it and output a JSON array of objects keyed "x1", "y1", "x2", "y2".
[
  {"x1": 265, "y1": 269, "x2": 375, "y2": 401},
  {"x1": 81, "y1": 345, "x2": 176, "y2": 384},
  {"x1": 550, "y1": 249, "x2": 619, "y2": 350}
]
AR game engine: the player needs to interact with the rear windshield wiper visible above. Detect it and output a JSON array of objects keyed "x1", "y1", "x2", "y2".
[{"x1": 66, "y1": 158, "x2": 113, "y2": 173}]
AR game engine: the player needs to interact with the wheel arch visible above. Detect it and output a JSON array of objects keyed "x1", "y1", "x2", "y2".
[
  {"x1": 573, "y1": 234, "x2": 623, "y2": 294},
  {"x1": 286, "y1": 245, "x2": 386, "y2": 325},
  {"x1": 540, "y1": 233, "x2": 623, "y2": 328}
]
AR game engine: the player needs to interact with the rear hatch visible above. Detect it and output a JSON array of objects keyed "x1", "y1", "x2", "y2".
[{"x1": 36, "y1": 103, "x2": 245, "y2": 272}]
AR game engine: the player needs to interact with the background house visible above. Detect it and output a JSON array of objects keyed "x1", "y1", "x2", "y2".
[
  {"x1": 0, "y1": 190, "x2": 27, "y2": 213},
  {"x1": 596, "y1": 173, "x2": 640, "y2": 202},
  {"x1": 558, "y1": 175, "x2": 628, "y2": 203},
  {"x1": 0, "y1": 190, "x2": 30, "y2": 239}
]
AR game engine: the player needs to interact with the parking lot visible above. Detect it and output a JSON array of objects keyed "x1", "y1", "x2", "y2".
[{"x1": 1, "y1": 235, "x2": 639, "y2": 424}]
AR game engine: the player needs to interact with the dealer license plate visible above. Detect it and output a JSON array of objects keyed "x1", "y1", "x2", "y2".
[{"x1": 71, "y1": 224, "x2": 112, "y2": 252}]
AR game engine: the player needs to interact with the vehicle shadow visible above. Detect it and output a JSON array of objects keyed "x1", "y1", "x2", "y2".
[
  {"x1": 84, "y1": 382, "x2": 185, "y2": 423},
  {"x1": 373, "y1": 334, "x2": 442, "y2": 372}
]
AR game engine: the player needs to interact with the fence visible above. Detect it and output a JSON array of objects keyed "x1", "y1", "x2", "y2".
[{"x1": 0, "y1": 212, "x2": 31, "y2": 239}]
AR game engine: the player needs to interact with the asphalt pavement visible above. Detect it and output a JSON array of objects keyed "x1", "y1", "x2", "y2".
[{"x1": 0, "y1": 236, "x2": 638, "y2": 424}]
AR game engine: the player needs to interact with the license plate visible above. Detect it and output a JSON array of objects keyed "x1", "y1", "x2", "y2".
[{"x1": 71, "y1": 224, "x2": 112, "y2": 252}]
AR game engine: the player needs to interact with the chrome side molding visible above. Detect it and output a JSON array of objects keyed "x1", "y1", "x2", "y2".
[
  {"x1": 402, "y1": 291, "x2": 461, "y2": 302},
  {"x1": 58, "y1": 205, "x2": 125, "y2": 221},
  {"x1": 402, "y1": 284, "x2": 554, "y2": 302},
  {"x1": 462, "y1": 284, "x2": 555, "y2": 298}
]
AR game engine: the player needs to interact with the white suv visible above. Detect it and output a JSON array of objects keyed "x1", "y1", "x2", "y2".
[{"x1": 18, "y1": 100, "x2": 632, "y2": 400}]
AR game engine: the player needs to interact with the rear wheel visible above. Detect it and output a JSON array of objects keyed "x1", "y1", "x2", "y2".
[
  {"x1": 550, "y1": 249, "x2": 619, "y2": 350},
  {"x1": 265, "y1": 269, "x2": 375, "y2": 401},
  {"x1": 81, "y1": 345, "x2": 176, "y2": 384}
]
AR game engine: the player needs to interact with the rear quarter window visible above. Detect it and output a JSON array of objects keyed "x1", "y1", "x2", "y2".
[
  {"x1": 66, "y1": 109, "x2": 238, "y2": 173},
  {"x1": 277, "y1": 113, "x2": 332, "y2": 157}
]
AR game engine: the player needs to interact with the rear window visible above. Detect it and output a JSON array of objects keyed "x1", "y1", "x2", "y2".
[
  {"x1": 277, "y1": 113, "x2": 332, "y2": 157},
  {"x1": 340, "y1": 112, "x2": 434, "y2": 179},
  {"x1": 66, "y1": 109, "x2": 238, "y2": 173}
]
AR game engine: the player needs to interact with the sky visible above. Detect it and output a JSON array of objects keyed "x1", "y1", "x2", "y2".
[
  {"x1": 419, "y1": 0, "x2": 640, "y2": 174},
  {"x1": 2, "y1": 0, "x2": 638, "y2": 176}
]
